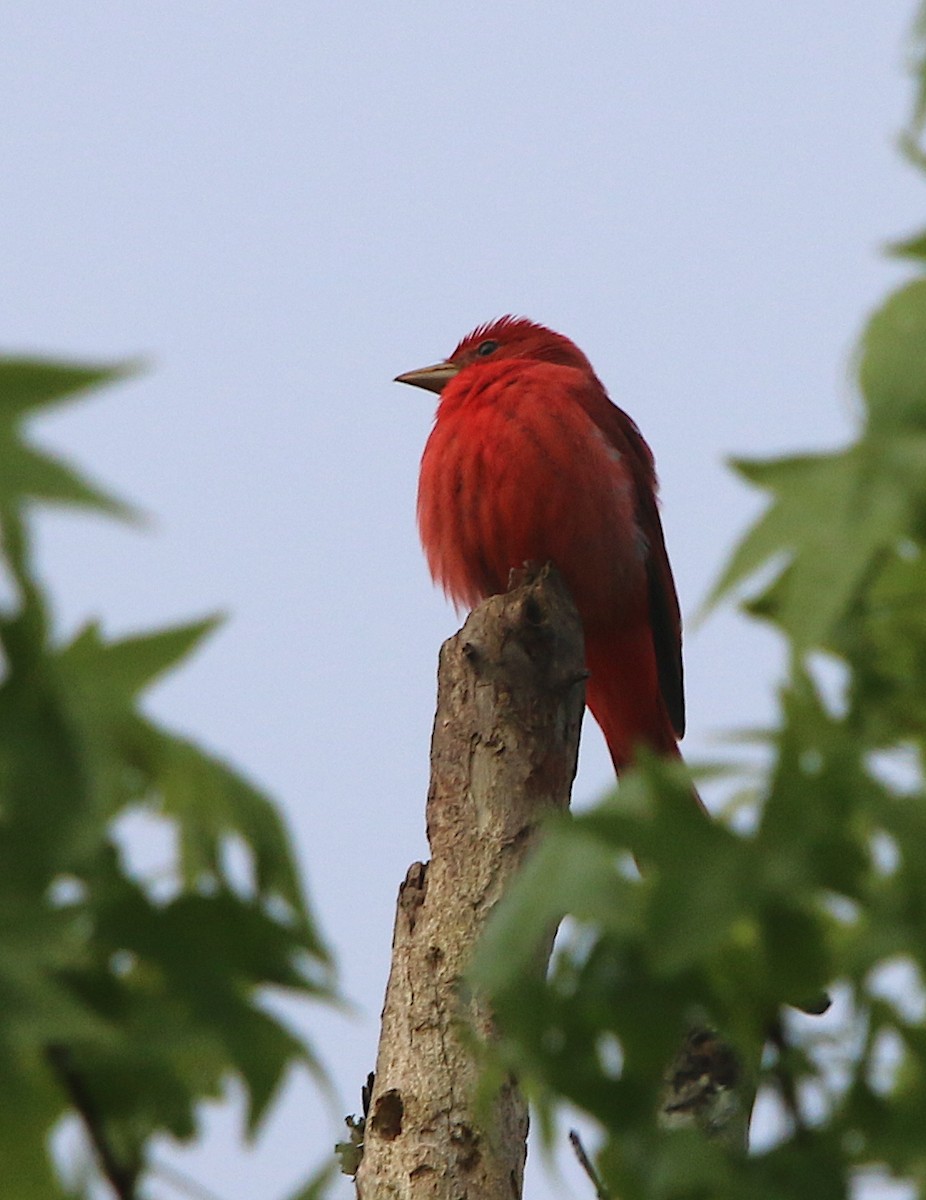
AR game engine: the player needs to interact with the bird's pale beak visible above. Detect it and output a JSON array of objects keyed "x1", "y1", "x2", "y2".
[{"x1": 394, "y1": 360, "x2": 461, "y2": 395}]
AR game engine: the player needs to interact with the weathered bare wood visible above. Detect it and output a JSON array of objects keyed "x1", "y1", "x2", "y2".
[{"x1": 356, "y1": 566, "x2": 586, "y2": 1200}]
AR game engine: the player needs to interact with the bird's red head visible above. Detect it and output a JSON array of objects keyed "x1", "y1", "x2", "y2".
[
  {"x1": 449, "y1": 316, "x2": 595, "y2": 373},
  {"x1": 395, "y1": 316, "x2": 596, "y2": 394}
]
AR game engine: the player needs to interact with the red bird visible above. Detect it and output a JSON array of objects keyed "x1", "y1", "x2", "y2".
[{"x1": 397, "y1": 316, "x2": 684, "y2": 777}]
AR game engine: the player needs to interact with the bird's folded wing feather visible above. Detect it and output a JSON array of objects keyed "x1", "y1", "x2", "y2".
[{"x1": 591, "y1": 402, "x2": 685, "y2": 738}]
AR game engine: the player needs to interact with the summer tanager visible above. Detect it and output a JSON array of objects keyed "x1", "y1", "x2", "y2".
[{"x1": 397, "y1": 316, "x2": 684, "y2": 777}]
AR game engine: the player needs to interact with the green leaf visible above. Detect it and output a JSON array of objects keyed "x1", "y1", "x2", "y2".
[
  {"x1": 0, "y1": 358, "x2": 138, "y2": 417},
  {"x1": 0, "y1": 911, "x2": 115, "y2": 1052},
  {"x1": 707, "y1": 443, "x2": 911, "y2": 649},
  {"x1": 902, "y1": 2, "x2": 926, "y2": 171},
  {"x1": 471, "y1": 820, "x2": 640, "y2": 994},
  {"x1": 0, "y1": 357, "x2": 142, "y2": 521},
  {"x1": 2, "y1": 438, "x2": 139, "y2": 519},
  {"x1": 859, "y1": 280, "x2": 926, "y2": 431},
  {"x1": 0, "y1": 648, "x2": 105, "y2": 886},
  {"x1": 833, "y1": 547, "x2": 926, "y2": 742},
  {"x1": 81, "y1": 874, "x2": 329, "y2": 1136},
  {"x1": 0, "y1": 616, "x2": 228, "y2": 891},
  {"x1": 0, "y1": 1061, "x2": 69, "y2": 1200},
  {"x1": 147, "y1": 726, "x2": 323, "y2": 931},
  {"x1": 885, "y1": 228, "x2": 926, "y2": 260},
  {"x1": 60, "y1": 615, "x2": 223, "y2": 701}
]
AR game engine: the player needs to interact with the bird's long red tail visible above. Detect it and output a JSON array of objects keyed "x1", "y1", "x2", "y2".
[{"x1": 584, "y1": 626, "x2": 680, "y2": 776}]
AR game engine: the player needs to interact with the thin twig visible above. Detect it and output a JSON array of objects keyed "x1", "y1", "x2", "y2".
[
  {"x1": 569, "y1": 1129, "x2": 610, "y2": 1200},
  {"x1": 47, "y1": 1044, "x2": 139, "y2": 1200}
]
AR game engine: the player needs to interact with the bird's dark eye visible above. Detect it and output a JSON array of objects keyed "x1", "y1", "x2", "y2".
[{"x1": 476, "y1": 339, "x2": 499, "y2": 357}]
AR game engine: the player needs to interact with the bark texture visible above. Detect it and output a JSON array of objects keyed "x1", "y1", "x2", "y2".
[{"x1": 356, "y1": 566, "x2": 586, "y2": 1200}]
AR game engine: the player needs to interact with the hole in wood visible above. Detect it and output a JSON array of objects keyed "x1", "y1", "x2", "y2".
[{"x1": 370, "y1": 1089, "x2": 404, "y2": 1140}]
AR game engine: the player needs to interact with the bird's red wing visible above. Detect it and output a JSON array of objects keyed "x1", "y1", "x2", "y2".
[
  {"x1": 639, "y1": 486, "x2": 685, "y2": 738},
  {"x1": 590, "y1": 402, "x2": 685, "y2": 739}
]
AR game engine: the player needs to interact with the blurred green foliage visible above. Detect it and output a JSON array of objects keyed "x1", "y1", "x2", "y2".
[
  {"x1": 472, "y1": 8, "x2": 926, "y2": 1198},
  {"x1": 0, "y1": 360, "x2": 333, "y2": 1198}
]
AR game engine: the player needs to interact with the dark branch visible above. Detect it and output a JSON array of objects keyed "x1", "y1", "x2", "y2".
[
  {"x1": 47, "y1": 1044, "x2": 140, "y2": 1200},
  {"x1": 569, "y1": 1129, "x2": 611, "y2": 1200}
]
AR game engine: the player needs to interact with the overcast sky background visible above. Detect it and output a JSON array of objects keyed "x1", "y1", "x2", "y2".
[{"x1": 2, "y1": 3, "x2": 924, "y2": 1198}]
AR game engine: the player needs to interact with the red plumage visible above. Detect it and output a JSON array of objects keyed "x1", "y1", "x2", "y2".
[{"x1": 398, "y1": 316, "x2": 685, "y2": 776}]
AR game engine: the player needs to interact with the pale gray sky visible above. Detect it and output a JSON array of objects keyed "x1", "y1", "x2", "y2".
[{"x1": 2, "y1": 3, "x2": 922, "y2": 1197}]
